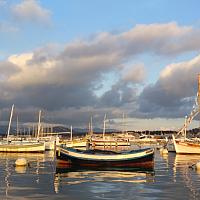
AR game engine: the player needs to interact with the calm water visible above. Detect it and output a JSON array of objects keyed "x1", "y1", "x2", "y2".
[{"x1": 1, "y1": 149, "x2": 200, "y2": 200}]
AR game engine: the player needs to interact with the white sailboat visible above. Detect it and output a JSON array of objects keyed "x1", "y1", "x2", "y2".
[
  {"x1": 65, "y1": 126, "x2": 87, "y2": 147},
  {"x1": 32, "y1": 110, "x2": 60, "y2": 151},
  {"x1": 0, "y1": 105, "x2": 45, "y2": 152},
  {"x1": 172, "y1": 74, "x2": 200, "y2": 154},
  {"x1": 90, "y1": 114, "x2": 131, "y2": 146}
]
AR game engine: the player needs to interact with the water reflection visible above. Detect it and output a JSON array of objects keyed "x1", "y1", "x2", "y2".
[
  {"x1": 173, "y1": 154, "x2": 200, "y2": 199},
  {"x1": 174, "y1": 154, "x2": 200, "y2": 167},
  {"x1": 2, "y1": 150, "x2": 200, "y2": 199},
  {"x1": 15, "y1": 165, "x2": 27, "y2": 174},
  {"x1": 54, "y1": 166, "x2": 155, "y2": 194},
  {"x1": 0, "y1": 151, "x2": 55, "y2": 199}
]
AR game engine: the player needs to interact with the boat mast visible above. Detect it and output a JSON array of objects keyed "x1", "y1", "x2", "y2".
[
  {"x1": 70, "y1": 125, "x2": 73, "y2": 141},
  {"x1": 16, "y1": 115, "x2": 19, "y2": 137},
  {"x1": 184, "y1": 116, "x2": 187, "y2": 140},
  {"x1": 7, "y1": 104, "x2": 14, "y2": 142},
  {"x1": 198, "y1": 74, "x2": 200, "y2": 106},
  {"x1": 125, "y1": 113, "x2": 128, "y2": 136},
  {"x1": 37, "y1": 110, "x2": 41, "y2": 140},
  {"x1": 90, "y1": 116, "x2": 93, "y2": 135},
  {"x1": 176, "y1": 74, "x2": 200, "y2": 138},
  {"x1": 122, "y1": 112, "x2": 125, "y2": 135},
  {"x1": 103, "y1": 114, "x2": 106, "y2": 140}
]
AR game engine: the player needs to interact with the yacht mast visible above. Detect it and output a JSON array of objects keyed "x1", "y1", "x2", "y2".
[
  {"x1": 90, "y1": 116, "x2": 93, "y2": 135},
  {"x1": 198, "y1": 74, "x2": 200, "y2": 106},
  {"x1": 103, "y1": 114, "x2": 106, "y2": 140},
  {"x1": 7, "y1": 104, "x2": 14, "y2": 142},
  {"x1": 70, "y1": 125, "x2": 73, "y2": 141},
  {"x1": 37, "y1": 110, "x2": 41, "y2": 140}
]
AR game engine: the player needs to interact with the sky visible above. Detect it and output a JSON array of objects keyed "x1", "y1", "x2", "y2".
[{"x1": 1, "y1": 0, "x2": 200, "y2": 130}]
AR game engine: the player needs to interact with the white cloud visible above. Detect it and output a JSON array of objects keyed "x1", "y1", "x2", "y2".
[
  {"x1": 11, "y1": 0, "x2": 51, "y2": 24},
  {"x1": 122, "y1": 63, "x2": 146, "y2": 84},
  {"x1": 1, "y1": 22, "x2": 200, "y2": 125},
  {"x1": 139, "y1": 54, "x2": 200, "y2": 118},
  {"x1": 0, "y1": 21, "x2": 19, "y2": 32},
  {"x1": 159, "y1": 54, "x2": 200, "y2": 97}
]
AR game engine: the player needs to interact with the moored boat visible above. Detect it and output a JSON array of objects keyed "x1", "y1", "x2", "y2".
[
  {"x1": 172, "y1": 74, "x2": 200, "y2": 154},
  {"x1": 56, "y1": 145, "x2": 154, "y2": 169},
  {"x1": 172, "y1": 135, "x2": 200, "y2": 154},
  {"x1": 0, "y1": 141, "x2": 45, "y2": 152},
  {"x1": 0, "y1": 105, "x2": 45, "y2": 153}
]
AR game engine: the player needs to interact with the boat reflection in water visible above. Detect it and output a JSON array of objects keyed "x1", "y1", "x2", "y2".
[
  {"x1": 173, "y1": 154, "x2": 200, "y2": 174},
  {"x1": 173, "y1": 154, "x2": 200, "y2": 199},
  {"x1": 0, "y1": 151, "x2": 55, "y2": 199},
  {"x1": 54, "y1": 161, "x2": 155, "y2": 193}
]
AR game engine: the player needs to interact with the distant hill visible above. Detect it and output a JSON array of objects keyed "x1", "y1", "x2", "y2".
[
  {"x1": 1, "y1": 124, "x2": 199, "y2": 137},
  {"x1": 0, "y1": 125, "x2": 118, "y2": 136}
]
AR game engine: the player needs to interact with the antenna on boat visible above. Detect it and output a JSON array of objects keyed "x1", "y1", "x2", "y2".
[
  {"x1": 37, "y1": 110, "x2": 41, "y2": 140},
  {"x1": 7, "y1": 104, "x2": 14, "y2": 142}
]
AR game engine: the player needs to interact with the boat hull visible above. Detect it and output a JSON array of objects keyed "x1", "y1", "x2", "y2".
[
  {"x1": 57, "y1": 147, "x2": 154, "y2": 169},
  {"x1": 0, "y1": 142, "x2": 45, "y2": 152},
  {"x1": 65, "y1": 141, "x2": 87, "y2": 148},
  {"x1": 173, "y1": 135, "x2": 200, "y2": 154}
]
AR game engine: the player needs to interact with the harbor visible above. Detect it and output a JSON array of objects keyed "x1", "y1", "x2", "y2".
[
  {"x1": 1, "y1": 75, "x2": 200, "y2": 199},
  {"x1": 1, "y1": 1, "x2": 200, "y2": 199},
  {"x1": 1, "y1": 149, "x2": 200, "y2": 199}
]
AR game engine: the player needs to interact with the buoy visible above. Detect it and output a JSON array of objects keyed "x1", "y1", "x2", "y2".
[
  {"x1": 15, "y1": 158, "x2": 28, "y2": 166},
  {"x1": 196, "y1": 162, "x2": 200, "y2": 170},
  {"x1": 159, "y1": 148, "x2": 163, "y2": 154},
  {"x1": 162, "y1": 149, "x2": 168, "y2": 154},
  {"x1": 15, "y1": 166, "x2": 27, "y2": 174}
]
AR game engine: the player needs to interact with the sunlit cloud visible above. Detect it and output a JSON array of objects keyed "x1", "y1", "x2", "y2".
[
  {"x1": 11, "y1": 0, "x2": 52, "y2": 24},
  {"x1": 1, "y1": 22, "x2": 200, "y2": 127}
]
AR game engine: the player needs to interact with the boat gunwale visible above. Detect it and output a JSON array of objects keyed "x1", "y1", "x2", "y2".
[{"x1": 59, "y1": 146, "x2": 154, "y2": 162}]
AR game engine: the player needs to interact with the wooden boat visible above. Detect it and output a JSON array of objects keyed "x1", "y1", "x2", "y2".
[
  {"x1": 172, "y1": 135, "x2": 200, "y2": 154},
  {"x1": 172, "y1": 74, "x2": 200, "y2": 154},
  {"x1": 65, "y1": 140, "x2": 87, "y2": 148},
  {"x1": 56, "y1": 146, "x2": 154, "y2": 169},
  {"x1": 88, "y1": 115, "x2": 130, "y2": 147},
  {"x1": 64, "y1": 126, "x2": 87, "y2": 147},
  {"x1": 89, "y1": 139, "x2": 130, "y2": 146}
]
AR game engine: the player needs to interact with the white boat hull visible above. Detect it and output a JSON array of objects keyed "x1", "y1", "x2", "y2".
[
  {"x1": 173, "y1": 135, "x2": 200, "y2": 154},
  {"x1": 0, "y1": 142, "x2": 45, "y2": 152}
]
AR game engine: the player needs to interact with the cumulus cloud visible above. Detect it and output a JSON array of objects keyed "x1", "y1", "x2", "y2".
[
  {"x1": 138, "y1": 54, "x2": 200, "y2": 118},
  {"x1": 11, "y1": 0, "x2": 51, "y2": 24},
  {"x1": 0, "y1": 61, "x2": 21, "y2": 78},
  {"x1": 122, "y1": 63, "x2": 146, "y2": 84},
  {"x1": 1, "y1": 22, "x2": 200, "y2": 125}
]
